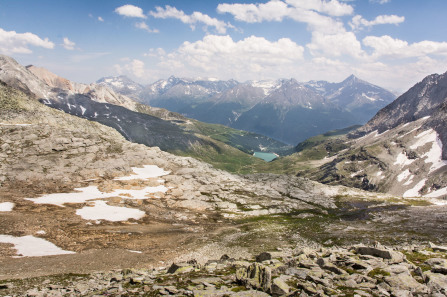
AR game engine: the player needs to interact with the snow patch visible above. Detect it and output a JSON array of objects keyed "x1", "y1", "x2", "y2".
[
  {"x1": 79, "y1": 105, "x2": 86, "y2": 115},
  {"x1": 350, "y1": 170, "x2": 363, "y2": 177},
  {"x1": 26, "y1": 183, "x2": 169, "y2": 207},
  {"x1": 114, "y1": 165, "x2": 170, "y2": 181},
  {"x1": 0, "y1": 202, "x2": 14, "y2": 211},
  {"x1": 76, "y1": 201, "x2": 145, "y2": 222},
  {"x1": 397, "y1": 169, "x2": 411, "y2": 182},
  {"x1": 362, "y1": 93, "x2": 377, "y2": 101},
  {"x1": 25, "y1": 186, "x2": 114, "y2": 207},
  {"x1": 394, "y1": 152, "x2": 415, "y2": 167},
  {"x1": 403, "y1": 175, "x2": 414, "y2": 186},
  {"x1": 424, "y1": 187, "x2": 447, "y2": 198},
  {"x1": 0, "y1": 235, "x2": 75, "y2": 257},
  {"x1": 410, "y1": 129, "x2": 447, "y2": 173},
  {"x1": 403, "y1": 179, "x2": 427, "y2": 198}
]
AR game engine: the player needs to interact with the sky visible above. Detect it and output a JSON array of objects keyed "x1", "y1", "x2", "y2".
[{"x1": 1, "y1": 0, "x2": 447, "y2": 93}]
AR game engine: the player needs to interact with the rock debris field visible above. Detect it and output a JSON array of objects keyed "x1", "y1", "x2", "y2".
[{"x1": 2, "y1": 242, "x2": 447, "y2": 296}]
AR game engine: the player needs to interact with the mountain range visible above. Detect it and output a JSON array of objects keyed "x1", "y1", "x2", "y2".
[
  {"x1": 1, "y1": 52, "x2": 447, "y2": 293},
  {"x1": 292, "y1": 71, "x2": 447, "y2": 198},
  {"x1": 0, "y1": 55, "x2": 292, "y2": 173},
  {"x1": 1, "y1": 53, "x2": 445, "y2": 200},
  {"x1": 98, "y1": 74, "x2": 396, "y2": 144}
]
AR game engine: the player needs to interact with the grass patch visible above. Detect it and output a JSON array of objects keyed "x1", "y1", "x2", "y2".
[{"x1": 367, "y1": 268, "x2": 390, "y2": 278}]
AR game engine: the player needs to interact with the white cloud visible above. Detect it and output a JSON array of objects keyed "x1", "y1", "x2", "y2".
[
  {"x1": 98, "y1": 16, "x2": 104, "y2": 22},
  {"x1": 146, "y1": 35, "x2": 304, "y2": 81},
  {"x1": 150, "y1": 5, "x2": 234, "y2": 34},
  {"x1": 370, "y1": 0, "x2": 390, "y2": 4},
  {"x1": 307, "y1": 31, "x2": 364, "y2": 58},
  {"x1": 363, "y1": 35, "x2": 447, "y2": 58},
  {"x1": 285, "y1": 0, "x2": 353, "y2": 16},
  {"x1": 135, "y1": 22, "x2": 159, "y2": 33},
  {"x1": 217, "y1": 1, "x2": 289, "y2": 23},
  {"x1": 217, "y1": 0, "x2": 353, "y2": 23},
  {"x1": 144, "y1": 48, "x2": 166, "y2": 57},
  {"x1": 115, "y1": 59, "x2": 145, "y2": 78},
  {"x1": 62, "y1": 37, "x2": 75, "y2": 50},
  {"x1": 350, "y1": 14, "x2": 404, "y2": 30},
  {"x1": 218, "y1": 0, "x2": 349, "y2": 34},
  {"x1": 0, "y1": 28, "x2": 54, "y2": 54},
  {"x1": 130, "y1": 59, "x2": 145, "y2": 77},
  {"x1": 115, "y1": 4, "x2": 146, "y2": 19}
]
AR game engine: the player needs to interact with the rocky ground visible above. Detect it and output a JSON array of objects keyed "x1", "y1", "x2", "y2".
[
  {"x1": 2, "y1": 81, "x2": 447, "y2": 296},
  {"x1": 2, "y1": 242, "x2": 447, "y2": 296}
]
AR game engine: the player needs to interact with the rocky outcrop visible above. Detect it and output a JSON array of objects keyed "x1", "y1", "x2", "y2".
[{"x1": 3, "y1": 243, "x2": 446, "y2": 296}]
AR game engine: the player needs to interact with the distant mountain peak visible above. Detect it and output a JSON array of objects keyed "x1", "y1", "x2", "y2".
[{"x1": 342, "y1": 74, "x2": 361, "y2": 85}]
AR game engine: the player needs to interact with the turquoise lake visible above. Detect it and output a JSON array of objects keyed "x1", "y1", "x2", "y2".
[{"x1": 253, "y1": 152, "x2": 278, "y2": 162}]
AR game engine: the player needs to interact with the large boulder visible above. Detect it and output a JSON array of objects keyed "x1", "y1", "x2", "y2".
[
  {"x1": 355, "y1": 243, "x2": 405, "y2": 263},
  {"x1": 236, "y1": 262, "x2": 272, "y2": 292}
]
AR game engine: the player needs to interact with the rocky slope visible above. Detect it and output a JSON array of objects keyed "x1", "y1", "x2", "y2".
[
  {"x1": 26, "y1": 65, "x2": 137, "y2": 110},
  {"x1": 106, "y1": 75, "x2": 395, "y2": 144},
  {"x1": 3, "y1": 243, "x2": 447, "y2": 296},
  {"x1": 2, "y1": 63, "x2": 447, "y2": 295},
  {"x1": 1, "y1": 55, "x2": 292, "y2": 172},
  {"x1": 299, "y1": 71, "x2": 447, "y2": 198}
]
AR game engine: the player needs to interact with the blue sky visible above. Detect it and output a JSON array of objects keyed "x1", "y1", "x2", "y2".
[{"x1": 1, "y1": 0, "x2": 447, "y2": 93}]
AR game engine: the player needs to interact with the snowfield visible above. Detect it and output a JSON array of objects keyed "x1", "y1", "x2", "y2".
[
  {"x1": 75, "y1": 200, "x2": 145, "y2": 221},
  {"x1": 0, "y1": 202, "x2": 14, "y2": 211},
  {"x1": 0, "y1": 235, "x2": 75, "y2": 257}
]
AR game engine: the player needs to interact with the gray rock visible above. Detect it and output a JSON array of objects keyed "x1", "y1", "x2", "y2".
[
  {"x1": 356, "y1": 246, "x2": 405, "y2": 263},
  {"x1": 271, "y1": 275, "x2": 290, "y2": 296},
  {"x1": 237, "y1": 262, "x2": 272, "y2": 292},
  {"x1": 424, "y1": 271, "x2": 447, "y2": 294},
  {"x1": 429, "y1": 242, "x2": 447, "y2": 252}
]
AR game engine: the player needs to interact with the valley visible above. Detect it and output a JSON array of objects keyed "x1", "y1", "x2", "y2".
[{"x1": 1, "y1": 54, "x2": 447, "y2": 296}]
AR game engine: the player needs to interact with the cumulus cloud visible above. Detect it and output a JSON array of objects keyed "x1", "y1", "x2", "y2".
[
  {"x1": 130, "y1": 59, "x2": 145, "y2": 77},
  {"x1": 62, "y1": 37, "x2": 75, "y2": 50},
  {"x1": 115, "y1": 4, "x2": 146, "y2": 19},
  {"x1": 147, "y1": 35, "x2": 304, "y2": 80},
  {"x1": 350, "y1": 14, "x2": 404, "y2": 30},
  {"x1": 217, "y1": 0, "x2": 350, "y2": 34},
  {"x1": 217, "y1": 0, "x2": 353, "y2": 22},
  {"x1": 217, "y1": 1, "x2": 289, "y2": 23},
  {"x1": 0, "y1": 28, "x2": 54, "y2": 54},
  {"x1": 149, "y1": 5, "x2": 234, "y2": 34},
  {"x1": 114, "y1": 59, "x2": 145, "y2": 78},
  {"x1": 307, "y1": 31, "x2": 364, "y2": 58},
  {"x1": 285, "y1": 0, "x2": 353, "y2": 16},
  {"x1": 98, "y1": 16, "x2": 104, "y2": 22},
  {"x1": 363, "y1": 35, "x2": 447, "y2": 58},
  {"x1": 135, "y1": 22, "x2": 159, "y2": 33}
]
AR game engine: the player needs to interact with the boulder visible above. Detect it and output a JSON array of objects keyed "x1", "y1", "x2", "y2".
[
  {"x1": 429, "y1": 242, "x2": 447, "y2": 252},
  {"x1": 236, "y1": 262, "x2": 272, "y2": 292},
  {"x1": 255, "y1": 252, "x2": 272, "y2": 263},
  {"x1": 316, "y1": 257, "x2": 346, "y2": 275},
  {"x1": 167, "y1": 263, "x2": 194, "y2": 274},
  {"x1": 271, "y1": 275, "x2": 290, "y2": 296},
  {"x1": 424, "y1": 271, "x2": 447, "y2": 295},
  {"x1": 356, "y1": 245, "x2": 405, "y2": 263}
]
